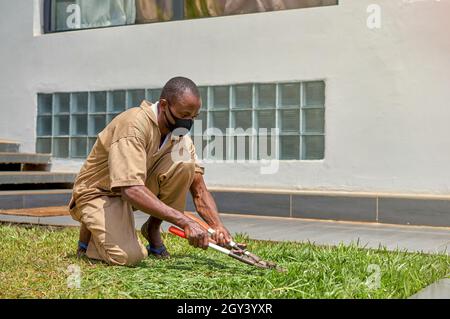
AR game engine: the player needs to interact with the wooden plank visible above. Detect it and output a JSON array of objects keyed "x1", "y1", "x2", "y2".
[{"x1": 0, "y1": 206, "x2": 70, "y2": 217}]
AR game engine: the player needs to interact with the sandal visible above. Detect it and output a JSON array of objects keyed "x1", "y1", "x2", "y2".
[
  {"x1": 141, "y1": 220, "x2": 170, "y2": 259},
  {"x1": 77, "y1": 241, "x2": 88, "y2": 258},
  {"x1": 147, "y1": 244, "x2": 171, "y2": 259}
]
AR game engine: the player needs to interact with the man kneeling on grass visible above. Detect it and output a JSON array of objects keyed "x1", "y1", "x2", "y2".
[{"x1": 68, "y1": 77, "x2": 232, "y2": 266}]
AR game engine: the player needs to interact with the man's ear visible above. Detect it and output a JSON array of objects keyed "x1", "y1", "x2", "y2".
[{"x1": 159, "y1": 99, "x2": 168, "y2": 109}]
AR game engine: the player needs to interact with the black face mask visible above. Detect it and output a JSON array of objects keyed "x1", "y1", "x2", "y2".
[{"x1": 164, "y1": 104, "x2": 194, "y2": 134}]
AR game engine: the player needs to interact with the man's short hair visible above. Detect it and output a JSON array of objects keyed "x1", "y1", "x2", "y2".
[{"x1": 160, "y1": 77, "x2": 200, "y2": 104}]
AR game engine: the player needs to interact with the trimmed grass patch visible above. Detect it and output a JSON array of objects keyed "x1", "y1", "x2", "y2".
[{"x1": 0, "y1": 223, "x2": 448, "y2": 299}]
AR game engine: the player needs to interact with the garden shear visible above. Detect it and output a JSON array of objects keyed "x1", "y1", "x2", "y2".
[{"x1": 168, "y1": 212, "x2": 286, "y2": 272}]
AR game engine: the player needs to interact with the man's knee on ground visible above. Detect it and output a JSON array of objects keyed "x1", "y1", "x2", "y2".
[{"x1": 102, "y1": 245, "x2": 147, "y2": 267}]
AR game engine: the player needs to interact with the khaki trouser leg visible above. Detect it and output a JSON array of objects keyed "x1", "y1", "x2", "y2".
[
  {"x1": 71, "y1": 196, "x2": 148, "y2": 266},
  {"x1": 146, "y1": 152, "x2": 196, "y2": 213}
]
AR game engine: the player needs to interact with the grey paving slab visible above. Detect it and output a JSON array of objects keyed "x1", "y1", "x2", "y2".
[
  {"x1": 382, "y1": 238, "x2": 450, "y2": 255},
  {"x1": 0, "y1": 214, "x2": 79, "y2": 227},
  {"x1": 306, "y1": 230, "x2": 366, "y2": 245},
  {"x1": 0, "y1": 214, "x2": 39, "y2": 224},
  {"x1": 409, "y1": 279, "x2": 450, "y2": 299},
  {"x1": 37, "y1": 216, "x2": 79, "y2": 227},
  {"x1": 134, "y1": 212, "x2": 149, "y2": 229},
  {"x1": 0, "y1": 190, "x2": 72, "y2": 210},
  {"x1": 330, "y1": 227, "x2": 449, "y2": 247}
]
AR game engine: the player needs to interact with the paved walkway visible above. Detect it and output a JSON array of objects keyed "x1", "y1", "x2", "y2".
[{"x1": 1, "y1": 211, "x2": 448, "y2": 255}]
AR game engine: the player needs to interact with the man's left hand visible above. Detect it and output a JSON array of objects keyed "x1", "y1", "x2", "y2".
[{"x1": 211, "y1": 225, "x2": 232, "y2": 247}]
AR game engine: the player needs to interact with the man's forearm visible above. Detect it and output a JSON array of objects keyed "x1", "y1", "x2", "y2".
[
  {"x1": 192, "y1": 190, "x2": 223, "y2": 227},
  {"x1": 121, "y1": 186, "x2": 191, "y2": 229},
  {"x1": 190, "y1": 174, "x2": 223, "y2": 228}
]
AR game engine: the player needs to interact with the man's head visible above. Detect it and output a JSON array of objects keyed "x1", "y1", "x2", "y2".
[{"x1": 158, "y1": 77, "x2": 201, "y2": 137}]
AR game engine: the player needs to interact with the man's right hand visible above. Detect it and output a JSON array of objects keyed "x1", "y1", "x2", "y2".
[{"x1": 184, "y1": 221, "x2": 209, "y2": 250}]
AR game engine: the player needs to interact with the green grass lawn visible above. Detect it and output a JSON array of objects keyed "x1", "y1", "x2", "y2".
[{"x1": 0, "y1": 223, "x2": 448, "y2": 299}]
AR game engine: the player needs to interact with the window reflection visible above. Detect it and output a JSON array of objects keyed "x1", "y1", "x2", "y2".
[
  {"x1": 53, "y1": 0, "x2": 137, "y2": 31},
  {"x1": 48, "y1": 0, "x2": 338, "y2": 32},
  {"x1": 185, "y1": 0, "x2": 338, "y2": 18},
  {"x1": 136, "y1": 0, "x2": 174, "y2": 23}
]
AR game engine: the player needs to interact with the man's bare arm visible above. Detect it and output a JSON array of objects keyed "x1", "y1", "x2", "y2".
[
  {"x1": 121, "y1": 185, "x2": 209, "y2": 249},
  {"x1": 189, "y1": 173, "x2": 232, "y2": 245}
]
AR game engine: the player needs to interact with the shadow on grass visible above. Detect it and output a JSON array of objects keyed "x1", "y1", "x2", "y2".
[
  {"x1": 66, "y1": 253, "x2": 110, "y2": 266},
  {"x1": 139, "y1": 253, "x2": 264, "y2": 274},
  {"x1": 66, "y1": 252, "x2": 262, "y2": 274},
  {"x1": 162, "y1": 254, "x2": 232, "y2": 271}
]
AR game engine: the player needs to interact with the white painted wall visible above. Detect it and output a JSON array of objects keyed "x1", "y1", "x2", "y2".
[{"x1": 0, "y1": 0, "x2": 449, "y2": 194}]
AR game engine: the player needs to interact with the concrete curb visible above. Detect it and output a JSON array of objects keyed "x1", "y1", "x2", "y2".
[{"x1": 409, "y1": 278, "x2": 450, "y2": 299}]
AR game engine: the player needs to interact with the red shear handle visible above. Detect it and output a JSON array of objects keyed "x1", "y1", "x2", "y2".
[{"x1": 169, "y1": 226, "x2": 187, "y2": 239}]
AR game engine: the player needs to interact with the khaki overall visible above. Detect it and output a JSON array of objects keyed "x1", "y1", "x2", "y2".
[{"x1": 69, "y1": 100, "x2": 204, "y2": 266}]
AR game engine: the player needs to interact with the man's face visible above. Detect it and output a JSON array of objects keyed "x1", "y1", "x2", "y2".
[{"x1": 158, "y1": 91, "x2": 201, "y2": 136}]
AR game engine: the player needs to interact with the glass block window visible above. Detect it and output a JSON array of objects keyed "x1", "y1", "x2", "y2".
[
  {"x1": 192, "y1": 81, "x2": 326, "y2": 161},
  {"x1": 36, "y1": 89, "x2": 159, "y2": 158},
  {"x1": 37, "y1": 82, "x2": 325, "y2": 160}
]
